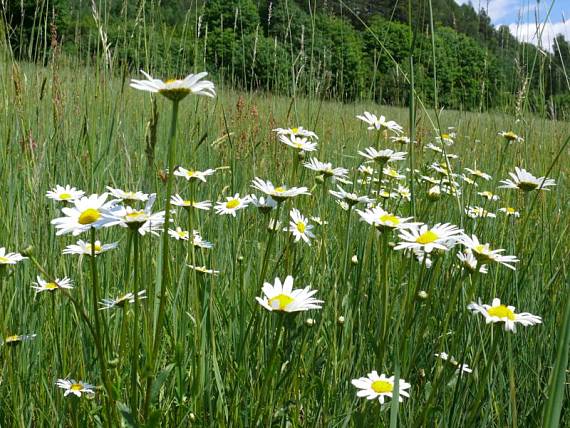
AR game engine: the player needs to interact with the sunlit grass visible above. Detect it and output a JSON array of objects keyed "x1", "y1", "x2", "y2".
[{"x1": 0, "y1": 55, "x2": 568, "y2": 427}]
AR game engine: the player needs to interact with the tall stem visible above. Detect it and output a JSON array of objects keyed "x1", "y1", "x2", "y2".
[
  {"x1": 131, "y1": 230, "x2": 140, "y2": 416},
  {"x1": 144, "y1": 99, "x2": 179, "y2": 418},
  {"x1": 89, "y1": 228, "x2": 114, "y2": 426}
]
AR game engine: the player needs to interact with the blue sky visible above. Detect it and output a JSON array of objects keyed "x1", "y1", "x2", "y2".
[{"x1": 455, "y1": 0, "x2": 569, "y2": 50}]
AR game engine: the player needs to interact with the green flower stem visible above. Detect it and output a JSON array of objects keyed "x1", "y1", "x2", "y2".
[
  {"x1": 89, "y1": 228, "x2": 115, "y2": 427},
  {"x1": 130, "y1": 230, "x2": 140, "y2": 417},
  {"x1": 145, "y1": 98, "x2": 180, "y2": 418},
  {"x1": 258, "y1": 203, "x2": 283, "y2": 287},
  {"x1": 507, "y1": 334, "x2": 518, "y2": 428}
]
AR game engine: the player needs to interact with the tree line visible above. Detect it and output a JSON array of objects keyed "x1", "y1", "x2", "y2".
[{"x1": 2, "y1": 0, "x2": 570, "y2": 117}]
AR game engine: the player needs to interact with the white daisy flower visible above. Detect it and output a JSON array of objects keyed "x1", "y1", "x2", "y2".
[
  {"x1": 251, "y1": 178, "x2": 310, "y2": 202},
  {"x1": 356, "y1": 112, "x2": 404, "y2": 134},
  {"x1": 50, "y1": 193, "x2": 120, "y2": 236},
  {"x1": 256, "y1": 275, "x2": 323, "y2": 312},
  {"x1": 173, "y1": 167, "x2": 216, "y2": 183},
  {"x1": 468, "y1": 298, "x2": 542, "y2": 332},
  {"x1": 499, "y1": 167, "x2": 556, "y2": 191},
  {"x1": 214, "y1": 193, "x2": 250, "y2": 217},
  {"x1": 0, "y1": 247, "x2": 27, "y2": 265},
  {"x1": 358, "y1": 165, "x2": 375, "y2": 176},
  {"x1": 105, "y1": 186, "x2": 149, "y2": 202},
  {"x1": 287, "y1": 209, "x2": 316, "y2": 245},
  {"x1": 1, "y1": 333, "x2": 37, "y2": 346},
  {"x1": 55, "y1": 379, "x2": 96, "y2": 398},
  {"x1": 466, "y1": 206, "x2": 496, "y2": 219},
  {"x1": 382, "y1": 167, "x2": 406, "y2": 180},
  {"x1": 436, "y1": 132, "x2": 455, "y2": 146},
  {"x1": 396, "y1": 185, "x2": 412, "y2": 201},
  {"x1": 303, "y1": 158, "x2": 351, "y2": 183},
  {"x1": 99, "y1": 290, "x2": 147, "y2": 310},
  {"x1": 187, "y1": 265, "x2": 220, "y2": 275},
  {"x1": 130, "y1": 70, "x2": 215, "y2": 101},
  {"x1": 46, "y1": 185, "x2": 85, "y2": 202},
  {"x1": 32, "y1": 276, "x2": 74, "y2": 293},
  {"x1": 420, "y1": 175, "x2": 441, "y2": 185},
  {"x1": 461, "y1": 175, "x2": 478, "y2": 187},
  {"x1": 465, "y1": 168, "x2": 492, "y2": 181},
  {"x1": 375, "y1": 189, "x2": 399, "y2": 200},
  {"x1": 358, "y1": 147, "x2": 407, "y2": 164},
  {"x1": 279, "y1": 135, "x2": 318, "y2": 152},
  {"x1": 498, "y1": 207, "x2": 520, "y2": 217},
  {"x1": 429, "y1": 162, "x2": 455, "y2": 177},
  {"x1": 435, "y1": 352, "x2": 473, "y2": 374},
  {"x1": 249, "y1": 194, "x2": 278, "y2": 213},
  {"x1": 329, "y1": 185, "x2": 373, "y2": 207},
  {"x1": 498, "y1": 131, "x2": 524, "y2": 143},
  {"x1": 459, "y1": 234, "x2": 519, "y2": 270},
  {"x1": 394, "y1": 223, "x2": 463, "y2": 254},
  {"x1": 63, "y1": 240, "x2": 118, "y2": 256},
  {"x1": 351, "y1": 371, "x2": 411, "y2": 404},
  {"x1": 168, "y1": 227, "x2": 190, "y2": 241},
  {"x1": 310, "y1": 216, "x2": 328, "y2": 226},
  {"x1": 110, "y1": 194, "x2": 165, "y2": 236},
  {"x1": 424, "y1": 143, "x2": 444, "y2": 153},
  {"x1": 390, "y1": 135, "x2": 413, "y2": 145},
  {"x1": 192, "y1": 231, "x2": 214, "y2": 249},
  {"x1": 272, "y1": 126, "x2": 318, "y2": 140},
  {"x1": 427, "y1": 185, "x2": 442, "y2": 200},
  {"x1": 170, "y1": 194, "x2": 212, "y2": 211},
  {"x1": 356, "y1": 206, "x2": 415, "y2": 231},
  {"x1": 477, "y1": 191, "x2": 499, "y2": 201},
  {"x1": 456, "y1": 249, "x2": 488, "y2": 274}
]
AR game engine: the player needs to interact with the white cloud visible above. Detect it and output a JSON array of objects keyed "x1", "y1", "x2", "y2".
[{"x1": 508, "y1": 21, "x2": 570, "y2": 51}]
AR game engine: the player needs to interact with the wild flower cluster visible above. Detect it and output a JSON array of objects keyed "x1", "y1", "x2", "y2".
[{"x1": 1, "y1": 70, "x2": 558, "y2": 424}]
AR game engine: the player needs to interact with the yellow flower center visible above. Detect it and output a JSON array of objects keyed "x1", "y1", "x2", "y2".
[
  {"x1": 78, "y1": 208, "x2": 101, "y2": 225},
  {"x1": 186, "y1": 170, "x2": 196, "y2": 177},
  {"x1": 442, "y1": 133, "x2": 450, "y2": 139},
  {"x1": 291, "y1": 127, "x2": 299, "y2": 134},
  {"x1": 507, "y1": 207, "x2": 515, "y2": 213},
  {"x1": 125, "y1": 211, "x2": 147, "y2": 222},
  {"x1": 268, "y1": 294, "x2": 295, "y2": 311},
  {"x1": 473, "y1": 244, "x2": 486, "y2": 254},
  {"x1": 226, "y1": 199, "x2": 240, "y2": 209},
  {"x1": 416, "y1": 230, "x2": 438, "y2": 244},
  {"x1": 379, "y1": 214, "x2": 400, "y2": 226},
  {"x1": 503, "y1": 132, "x2": 517, "y2": 140},
  {"x1": 45, "y1": 282, "x2": 59, "y2": 290},
  {"x1": 165, "y1": 79, "x2": 178, "y2": 84},
  {"x1": 183, "y1": 200, "x2": 194, "y2": 206},
  {"x1": 371, "y1": 380, "x2": 393, "y2": 394},
  {"x1": 59, "y1": 193, "x2": 72, "y2": 200},
  {"x1": 275, "y1": 187, "x2": 286, "y2": 193},
  {"x1": 5, "y1": 335, "x2": 20, "y2": 343},
  {"x1": 86, "y1": 244, "x2": 102, "y2": 253},
  {"x1": 70, "y1": 383, "x2": 83, "y2": 392},
  {"x1": 0, "y1": 256, "x2": 10, "y2": 263},
  {"x1": 487, "y1": 305, "x2": 515, "y2": 320},
  {"x1": 296, "y1": 222, "x2": 306, "y2": 233}
]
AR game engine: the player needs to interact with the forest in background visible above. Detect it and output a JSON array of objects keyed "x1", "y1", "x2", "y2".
[{"x1": 2, "y1": 0, "x2": 570, "y2": 117}]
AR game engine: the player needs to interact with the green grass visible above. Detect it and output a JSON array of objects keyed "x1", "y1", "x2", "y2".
[{"x1": 0, "y1": 56, "x2": 568, "y2": 427}]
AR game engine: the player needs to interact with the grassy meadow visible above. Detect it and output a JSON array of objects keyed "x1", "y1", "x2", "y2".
[{"x1": 1, "y1": 43, "x2": 569, "y2": 427}]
